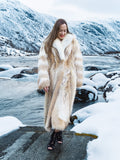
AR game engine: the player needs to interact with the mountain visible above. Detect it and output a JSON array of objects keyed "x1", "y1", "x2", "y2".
[
  {"x1": 0, "y1": 0, "x2": 56, "y2": 55},
  {"x1": 69, "y1": 20, "x2": 120, "y2": 55},
  {"x1": 0, "y1": 0, "x2": 120, "y2": 56}
]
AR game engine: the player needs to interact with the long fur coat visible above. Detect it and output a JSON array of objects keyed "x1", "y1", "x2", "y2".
[{"x1": 38, "y1": 33, "x2": 83, "y2": 131}]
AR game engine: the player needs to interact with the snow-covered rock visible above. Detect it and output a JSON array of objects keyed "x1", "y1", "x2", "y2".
[
  {"x1": 90, "y1": 73, "x2": 110, "y2": 89},
  {"x1": 83, "y1": 78, "x2": 97, "y2": 89},
  {"x1": 105, "y1": 71, "x2": 120, "y2": 79},
  {"x1": 0, "y1": 64, "x2": 13, "y2": 71},
  {"x1": 103, "y1": 77, "x2": 120, "y2": 101},
  {"x1": 75, "y1": 85, "x2": 98, "y2": 102},
  {"x1": 0, "y1": 65, "x2": 27, "y2": 79}
]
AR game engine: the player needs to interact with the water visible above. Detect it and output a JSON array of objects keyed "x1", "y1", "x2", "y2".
[{"x1": 0, "y1": 55, "x2": 119, "y2": 126}]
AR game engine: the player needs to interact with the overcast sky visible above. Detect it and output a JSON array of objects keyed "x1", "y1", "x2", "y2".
[{"x1": 19, "y1": 0, "x2": 120, "y2": 21}]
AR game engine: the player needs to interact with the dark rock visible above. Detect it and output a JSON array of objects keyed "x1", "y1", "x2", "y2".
[
  {"x1": 85, "y1": 66, "x2": 102, "y2": 71},
  {"x1": 11, "y1": 74, "x2": 26, "y2": 79},
  {"x1": 21, "y1": 67, "x2": 38, "y2": 75},
  {"x1": 114, "y1": 55, "x2": 120, "y2": 60},
  {"x1": 32, "y1": 67, "x2": 38, "y2": 74},
  {"x1": 0, "y1": 68, "x2": 6, "y2": 72},
  {"x1": 70, "y1": 115, "x2": 78, "y2": 124},
  {"x1": 37, "y1": 89, "x2": 45, "y2": 95},
  {"x1": 105, "y1": 72, "x2": 120, "y2": 79},
  {"x1": 103, "y1": 77, "x2": 120, "y2": 101},
  {"x1": 103, "y1": 84, "x2": 113, "y2": 100},
  {"x1": 75, "y1": 87, "x2": 98, "y2": 103},
  {"x1": 105, "y1": 72, "x2": 117, "y2": 78}
]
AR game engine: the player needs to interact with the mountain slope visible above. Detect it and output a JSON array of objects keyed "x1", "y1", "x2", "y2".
[
  {"x1": 70, "y1": 19, "x2": 120, "y2": 55},
  {"x1": 0, "y1": 0, "x2": 56, "y2": 53}
]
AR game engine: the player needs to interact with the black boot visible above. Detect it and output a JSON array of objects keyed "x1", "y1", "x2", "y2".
[
  {"x1": 47, "y1": 130, "x2": 57, "y2": 151},
  {"x1": 56, "y1": 131, "x2": 63, "y2": 144}
]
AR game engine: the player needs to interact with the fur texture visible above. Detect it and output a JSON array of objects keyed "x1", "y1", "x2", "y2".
[{"x1": 38, "y1": 33, "x2": 83, "y2": 131}]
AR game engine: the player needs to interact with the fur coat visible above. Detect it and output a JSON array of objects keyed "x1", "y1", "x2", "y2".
[{"x1": 38, "y1": 33, "x2": 83, "y2": 131}]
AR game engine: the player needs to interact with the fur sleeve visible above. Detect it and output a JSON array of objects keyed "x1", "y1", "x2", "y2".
[
  {"x1": 37, "y1": 43, "x2": 50, "y2": 90},
  {"x1": 74, "y1": 39, "x2": 84, "y2": 88}
]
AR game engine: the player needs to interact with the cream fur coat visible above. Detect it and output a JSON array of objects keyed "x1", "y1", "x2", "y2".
[{"x1": 38, "y1": 33, "x2": 83, "y2": 132}]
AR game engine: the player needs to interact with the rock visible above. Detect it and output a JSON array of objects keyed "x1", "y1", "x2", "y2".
[
  {"x1": 75, "y1": 85, "x2": 98, "y2": 103},
  {"x1": 21, "y1": 67, "x2": 38, "y2": 74},
  {"x1": 103, "y1": 77, "x2": 120, "y2": 101},
  {"x1": 85, "y1": 66, "x2": 102, "y2": 71},
  {"x1": 83, "y1": 78, "x2": 97, "y2": 89},
  {"x1": 114, "y1": 55, "x2": 120, "y2": 60},
  {"x1": 90, "y1": 73, "x2": 110, "y2": 90},
  {"x1": 105, "y1": 71, "x2": 120, "y2": 79},
  {"x1": 32, "y1": 67, "x2": 38, "y2": 74},
  {"x1": 70, "y1": 115, "x2": 78, "y2": 124},
  {"x1": 37, "y1": 89, "x2": 45, "y2": 95},
  {"x1": 0, "y1": 64, "x2": 13, "y2": 71},
  {"x1": 0, "y1": 68, "x2": 6, "y2": 72},
  {"x1": 11, "y1": 74, "x2": 26, "y2": 79}
]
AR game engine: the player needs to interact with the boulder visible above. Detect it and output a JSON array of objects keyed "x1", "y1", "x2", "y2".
[
  {"x1": 0, "y1": 68, "x2": 6, "y2": 72},
  {"x1": 90, "y1": 73, "x2": 110, "y2": 90},
  {"x1": 83, "y1": 78, "x2": 97, "y2": 89},
  {"x1": 37, "y1": 89, "x2": 45, "y2": 95},
  {"x1": 103, "y1": 77, "x2": 120, "y2": 101},
  {"x1": 11, "y1": 74, "x2": 26, "y2": 79},
  {"x1": 85, "y1": 66, "x2": 102, "y2": 71},
  {"x1": 21, "y1": 67, "x2": 38, "y2": 75},
  {"x1": 75, "y1": 85, "x2": 98, "y2": 103},
  {"x1": 105, "y1": 71, "x2": 120, "y2": 79}
]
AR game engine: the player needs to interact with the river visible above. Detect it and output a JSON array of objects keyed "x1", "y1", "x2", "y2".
[{"x1": 0, "y1": 55, "x2": 119, "y2": 126}]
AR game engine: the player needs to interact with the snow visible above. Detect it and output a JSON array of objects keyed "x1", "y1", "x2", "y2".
[
  {"x1": 0, "y1": 0, "x2": 56, "y2": 55},
  {"x1": 0, "y1": 67, "x2": 26, "y2": 78},
  {"x1": 90, "y1": 73, "x2": 110, "y2": 89},
  {"x1": 83, "y1": 78, "x2": 97, "y2": 88},
  {"x1": 0, "y1": 64, "x2": 13, "y2": 70},
  {"x1": 71, "y1": 87, "x2": 120, "y2": 160},
  {"x1": 106, "y1": 87, "x2": 120, "y2": 102},
  {"x1": 0, "y1": 116, "x2": 24, "y2": 137}
]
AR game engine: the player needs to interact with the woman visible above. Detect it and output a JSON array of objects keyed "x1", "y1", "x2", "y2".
[{"x1": 38, "y1": 19, "x2": 83, "y2": 150}]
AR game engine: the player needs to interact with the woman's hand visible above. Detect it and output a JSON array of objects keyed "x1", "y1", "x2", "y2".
[{"x1": 44, "y1": 86, "x2": 49, "y2": 92}]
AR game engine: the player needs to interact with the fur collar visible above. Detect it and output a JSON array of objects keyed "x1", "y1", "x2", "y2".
[{"x1": 52, "y1": 34, "x2": 74, "y2": 60}]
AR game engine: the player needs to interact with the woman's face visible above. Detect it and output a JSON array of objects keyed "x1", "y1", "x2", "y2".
[{"x1": 57, "y1": 24, "x2": 67, "y2": 40}]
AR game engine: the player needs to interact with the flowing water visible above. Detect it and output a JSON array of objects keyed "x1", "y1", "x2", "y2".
[{"x1": 0, "y1": 55, "x2": 120, "y2": 126}]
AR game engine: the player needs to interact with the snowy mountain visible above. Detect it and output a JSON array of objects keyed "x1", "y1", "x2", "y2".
[
  {"x1": 0, "y1": 0, "x2": 120, "y2": 56},
  {"x1": 0, "y1": 0, "x2": 56, "y2": 55},
  {"x1": 70, "y1": 20, "x2": 120, "y2": 55}
]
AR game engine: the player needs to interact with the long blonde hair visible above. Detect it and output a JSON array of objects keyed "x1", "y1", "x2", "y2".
[{"x1": 44, "y1": 19, "x2": 70, "y2": 56}]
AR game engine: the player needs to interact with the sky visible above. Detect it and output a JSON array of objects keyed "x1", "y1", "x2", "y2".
[{"x1": 19, "y1": 0, "x2": 120, "y2": 21}]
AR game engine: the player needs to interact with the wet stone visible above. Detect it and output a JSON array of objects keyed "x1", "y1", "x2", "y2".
[{"x1": 0, "y1": 126, "x2": 95, "y2": 160}]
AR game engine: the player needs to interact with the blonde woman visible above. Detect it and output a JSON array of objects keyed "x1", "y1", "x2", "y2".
[{"x1": 38, "y1": 19, "x2": 83, "y2": 151}]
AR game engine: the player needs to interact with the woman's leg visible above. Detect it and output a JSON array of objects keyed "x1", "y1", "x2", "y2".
[
  {"x1": 47, "y1": 130, "x2": 57, "y2": 151},
  {"x1": 55, "y1": 130, "x2": 63, "y2": 144},
  {"x1": 47, "y1": 129, "x2": 63, "y2": 151}
]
